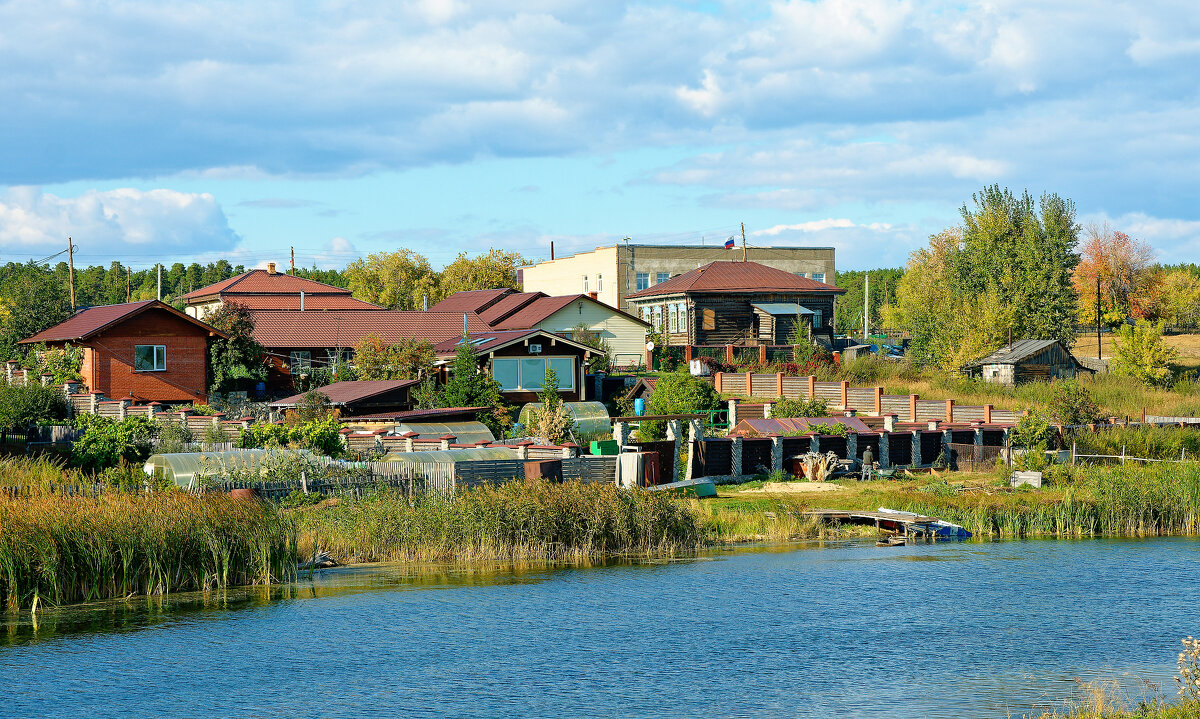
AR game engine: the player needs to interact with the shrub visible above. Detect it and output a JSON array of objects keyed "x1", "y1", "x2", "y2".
[
  {"x1": 1112, "y1": 320, "x2": 1177, "y2": 386},
  {"x1": 156, "y1": 420, "x2": 193, "y2": 453},
  {"x1": 640, "y1": 371, "x2": 721, "y2": 440},
  {"x1": 0, "y1": 383, "x2": 69, "y2": 430},
  {"x1": 522, "y1": 368, "x2": 575, "y2": 444},
  {"x1": 773, "y1": 396, "x2": 829, "y2": 418},
  {"x1": 236, "y1": 417, "x2": 344, "y2": 457},
  {"x1": 1048, "y1": 381, "x2": 1103, "y2": 425},
  {"x1": 71, "y1": 415, "x2": 158, "y2": 472},
  {"x1": 807, "y1": 421, "x2": 848, "y2": 436},
  {"x1": 1012, "y1": 412, "x2": 1054, "y2": 449}
]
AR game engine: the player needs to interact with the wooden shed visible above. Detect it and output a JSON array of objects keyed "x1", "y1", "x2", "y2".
[{"x1": 965, "y1": 339, "x2": 1093, "y2": 386}]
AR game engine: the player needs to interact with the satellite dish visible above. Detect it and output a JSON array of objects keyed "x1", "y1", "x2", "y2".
[{"x1": 646, "y1": 341, "x2": 656, "y2": 352}]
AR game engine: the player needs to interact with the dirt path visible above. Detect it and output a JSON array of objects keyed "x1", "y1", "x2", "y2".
[{"x1": 744, "y1": 481, "x2": 843, "y2": 494}]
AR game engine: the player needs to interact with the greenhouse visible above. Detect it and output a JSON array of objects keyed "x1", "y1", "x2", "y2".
[
  {"x1": 395, "y1": 420, "x2": 494, "y2": 445},
  {"x1": 517, "y1": 401, "x2": 611, "y2": 440},
  {"x1": 381, "y1": 447, "x2": 520, "y2": 465},
  {"x1": 143, "y1": 449, "x2": 317, "y2": 490}
]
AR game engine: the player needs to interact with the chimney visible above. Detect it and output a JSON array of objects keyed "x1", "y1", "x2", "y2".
[
  {"x1": 550, "y1": 241, "x2": 555, "y2": 260},
  {"x1": 267, "y1": 262, "x2": 277, "y2": 274},
  {"x1": 300, "y1": 290, "x2": 305, "y2": 311},
  {"x1": 587, "y1": 291, "x2": 598, "y2": 300}
]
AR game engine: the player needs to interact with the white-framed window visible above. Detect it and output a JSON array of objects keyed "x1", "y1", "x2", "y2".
[
  {"x1": 812, "y1": 272, "x2": 826, "y2": 283},
  {"x1": 677, "y1": 302, "x2": 687, "y2": 332},
  {"x1": 583, "y1": 276, "x2": 589, "y2": 293},
  {"x1": 668, "y1": 304, "x2": 677, "y2": 332},
  {"x1": 289, "y1": 350, "x2": 312, "y2": 369},
  {"x1": 636, "y1": 272, "x2": 649, "y2": 291},
  {"x1": 656, "y1": 272, "x2": 669, "y2": 284},
  {"x1": 653, "y1": 305, "x2": 663, "y2": 331},
  {"x1": 597, "y1": 274, "x2": 603, "y2": 292},
  {"x1": 133, "y1": 345, "x2": 166, "y2": 372},
  {"x1": 795, "y1": 272, "x2": 807, "y2": 278},
  {"x1": 491, "y1": 356, "x2": 576, "y2": 391}
]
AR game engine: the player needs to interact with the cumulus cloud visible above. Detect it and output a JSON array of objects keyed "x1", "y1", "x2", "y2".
[{"x1": 0, "y1": 187, "x2": 240, "y2": 259}]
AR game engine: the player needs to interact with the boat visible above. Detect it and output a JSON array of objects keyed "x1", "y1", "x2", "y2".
[
  {"x1": 877, "y1": 507, "x2": 972, "y2": 539},
  {"x1": 647, "y1": 478, "x2": 718, "y2": 498},
  {"x1": 876, "y1": 535, "x2": 907, "y2": 547}
]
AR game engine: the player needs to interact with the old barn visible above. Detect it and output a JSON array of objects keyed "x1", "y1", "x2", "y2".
[{"x1": 965, "y1": 339, "x2": 1093, "y2": 386}]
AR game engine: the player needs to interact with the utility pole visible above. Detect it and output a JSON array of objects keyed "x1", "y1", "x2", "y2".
[
  {"x1": 863, "y1": 272, "x2": 869, "y2": 340},
  {"x1": 67, "y1": 237, "x2": 76, "y2": 311},
  {"x1": 157, "y1": 264, "x2": 162, "y2": 301},
  {"x1": 740, "y1": 222, "x2": 747, "y2": 263},
  {"x1": 1096, "y1": 275, "x2": 1102, "y2": 361},
  {"x1": 290, "y1": 246, "x2": 295, "y2": 275},
  {"x1": 126, "y1": 266, "x2": 131, "y2": 303}
]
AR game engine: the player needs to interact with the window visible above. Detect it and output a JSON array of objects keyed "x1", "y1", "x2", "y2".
[
  {"x1": 656, "y1": 272, "x2": 669, "y2": 284},
  {"x1": 134, "y1": 345, "x2": 166, "y2": 372},
  {"x1": 812, "y1": 310, "x2": 823, "y2": 328},
  {"x1": 702, "y1": 308, "x2": 715, "y2": 331},
  {"x1": 583, "y1": 276, "x2": 589, "y2": 293},
  {"x1": 677, "y1": 303, "x2": 687, "y2": 332},
  {"x1": 597, "y1": 274, "x2": 603, "y2": 292},
  {"x1": 653, "y1": 305, "x2": 663, "y2": 331},
  {"x1": 636, "y1": 272, "x2": 649, "y2": 291},
  {"x1": 794, "y1": 272, "x2": 807, "y2": 278},
  {"x1": 491, "y1": 357, "x2": 575, "y2": 391},
  {"x1": 812, "y1": 272, "x2": 826, "y2": 283},
  {"x1": 668, "y1": 304, "x2": 677, "y2": 332},
  {"x1": 289, "y1": 350, "x2": 312, "y2": 369}
]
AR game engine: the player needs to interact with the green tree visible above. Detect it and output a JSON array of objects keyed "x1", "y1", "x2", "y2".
[
  {"x1": 0, "y1": 262, "x2": 72, "y2": 361},
  {"x1": 772, "y1": 397, "x2": 829, "y2": 418},
  {"x1": 639, "y1": 371, "x2": 721, "y2": 440},
  {"x1": 0, "y1": 384, "x2": 69, "y2": 430},
  {"x1": 353, "y1": 334, "x2": 434, "y2": 381},
  {"x1": 832, "y1": 268, "x2": 904, "y2": 335},
  {"x1": 440, "y1": 342, "x2": 511, "y2": 437},
  {"x1": 437, "y1": 249, "x2": 527, "y2": 299},
  {"x1": 344, "y1": 249, "x2": 438, "y2": 310},
  {"x1": 571, "y1": 324, "x2": 613, "y2": 374},
  {"x1": 205, "y1": 301, "x2": 267, "y2": 393},
  {"x1": 1112, "y1": 320, "x2": 1177, "y2": 386},
  {"x1": 522, "y1": 367, "x2": 575, "y2": 444}
]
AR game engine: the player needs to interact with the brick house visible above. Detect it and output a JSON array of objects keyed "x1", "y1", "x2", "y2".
[
  {"x1": 182, "y1": 263, "x2": 383, "y2": 318},
  {"x1": 19, "y1": 300, "x2": 227, "y2": 404}
]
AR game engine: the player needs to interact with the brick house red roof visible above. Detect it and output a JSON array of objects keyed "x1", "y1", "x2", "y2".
[
  {"x1": 268, "y1": 379, "x2": 420, "y2": 408},
  {"x1": 434, "y1": 289, "x2": 650, "y2": 330},
  {"x1": 625, "y1": 261, "x2": 845, "y2": 299},
  {"x1": 248, "y1": 310, "x2": 490, "y2": 349},
  {"x1": 184, "y1": 269, "x2": 353, "y2": 301},
  {"x1": 20, "y1": 300, "x2": 227, "y2": 344}
]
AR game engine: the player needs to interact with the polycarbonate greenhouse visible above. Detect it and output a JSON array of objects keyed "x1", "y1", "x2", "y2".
[
  {"x1": 381, "y1": 446, "x2": 519, "y2": 464},
  {"x1": 395, "y1": 420, "x2": 495, "y2": 445},
  {"x1": 517, "y1": 401, "x2": 611, "y2": 439},
  {"x1": 143, "y1": 449, "x2": 316, "y2": 490}
]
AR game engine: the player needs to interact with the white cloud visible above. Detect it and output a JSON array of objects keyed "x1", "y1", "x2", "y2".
[
  {"x1": 754, "y1": 218, "x2": 858, "y2": 235},
  {"x1": 0, "y1": 187, "x2": 239, "y2": 259}
]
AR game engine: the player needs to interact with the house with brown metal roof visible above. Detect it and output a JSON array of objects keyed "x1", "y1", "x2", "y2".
[
  {"x1": 183, "y1": 262, "x2": 382, "y2": 318},
  {"x1": 268, "y1": 379, "x2": 421, "y2": 416},
  {"x1": 625, "y1": 261, "x2": 846, "y2": 346},
  {"x1": 432, "y1": 329, "x2": 598, "y2": 403},
  {"x1": 431, "y1": 288, "x2": 649, "y2": 368},
  {"x1": 19, "y1": 300, "x2": 227, "y2": 404}
]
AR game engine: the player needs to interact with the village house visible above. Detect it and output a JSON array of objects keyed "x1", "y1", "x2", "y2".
[
  {"x1": 182, "y1": 263, "x2": 382, "y2": 318},
  {"x1": 432, "y1": 329, "x2": 598, "y2": 404},
  {"x1": 430, "y1": 288, "x2": 649, "y2": 368},
  {"x1": 19, "y1": 300, "x2": 226, "y2": 404},
  {"x1": 964, "y1": 339, "x2": 1094, "y2": 387},
  {"x1": 625, "y1": 261, "x2": 847, "y2": 346}
]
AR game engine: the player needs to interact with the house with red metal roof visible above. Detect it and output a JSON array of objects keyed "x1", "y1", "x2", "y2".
[
  {"x1": 182, "y1": 262, "x2": 382, "y2": 318},
  {"x1": 430, "y1": 288, "x2": 649, "y2": 368},
  {"x1": 19, "y1": 300, "x2": 227, "y2": 404},
  {"x1": 432, "y1": 329, "x2": 599, "y2": 403},
  {"x1": 625, "y1": 261, "x2": 846, "y2": 346}
]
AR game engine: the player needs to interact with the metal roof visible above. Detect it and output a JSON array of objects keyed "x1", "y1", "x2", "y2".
[
  {"x1": 269, "y1": 379, "x2": 420, "y2": 408},
  {"x1": 248, "y1": 310, "x2": 489, "y2": 349},
  {"x1": 427, "y1": 288, "x2": 513, "y2": 314},
  {"x1": 965, "y1": 339, "x2": 1069, "y2": 367},
  {"x1": 183, "y1": 269, "x2": 354, "y2": 300},
  {"x1": 626, "y1": 261, "x2": 845, "y2": 299},
  {"x1": 20, "y1": 300, "x2": 227, "y2": 344},
  {"x1": 751, "y1": 302, "x2": 815, "y2": 316}
]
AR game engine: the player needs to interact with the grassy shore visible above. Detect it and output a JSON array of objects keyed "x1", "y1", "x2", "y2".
[
  {"x1": 1036, "y1": 698, "x2": 1200, "y2": 719},
  {"x1": 0, "y1": 491, "x2": 298, "y2": 611},
  {"x1": 707, "y1": 462, "x2": 1200, "y2": 539}
]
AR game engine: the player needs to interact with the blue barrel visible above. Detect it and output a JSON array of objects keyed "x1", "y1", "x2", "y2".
[
  {"x1": 634, "y1": 398, "x2": 646, "y2": 416},
  {"x1": 255, "y1": 382, "x2": 266, "y2": 397}
]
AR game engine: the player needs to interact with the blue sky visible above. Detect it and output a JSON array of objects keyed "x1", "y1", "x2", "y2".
[{"x1": 1, "y1": 0, "x2": 1198, "y2": 272}]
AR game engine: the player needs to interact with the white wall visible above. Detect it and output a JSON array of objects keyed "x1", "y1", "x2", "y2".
[{"x1": 536, "y1": 299, "x2": 647, "y2": 368}]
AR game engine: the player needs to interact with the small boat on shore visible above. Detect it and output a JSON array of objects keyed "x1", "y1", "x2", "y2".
[
  {"x1": 646, "y1": 478, "x2": 717, "y2": 498},
  {"x1": 877, "y1": 507, "x2": 972, "y2": 539},
  {"x1": 876, "y1": 535, "x2": 907, "y2": 547}
]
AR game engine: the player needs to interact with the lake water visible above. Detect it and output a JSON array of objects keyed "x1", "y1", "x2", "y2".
[{"x1": 3, "y1": 538, "x2": 1199, "y2": 718}]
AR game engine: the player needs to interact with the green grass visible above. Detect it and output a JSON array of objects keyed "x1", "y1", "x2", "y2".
[
  {"x1": 0, "y1": 491, "x2": 298, "y2": 610},
  {"x1": 1068, "y1": 425, "x2": 1200, "y2": 461}
]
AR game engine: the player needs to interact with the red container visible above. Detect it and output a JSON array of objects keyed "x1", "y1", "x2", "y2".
[
  {"x1": 229, "y1": 488, "x2": 259, "y2": 501},
  {"x1": 642, "y1": 452, "x2": 661, "y2": 486}
]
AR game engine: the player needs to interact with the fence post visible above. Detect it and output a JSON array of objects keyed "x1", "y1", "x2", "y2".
[
  {"x1": 945, "y1": 399, "x2": 955, "y2": 424},
  {"x1": 776, "y1": 372, "x2": 784, "y2": 397},
  {"x1": 685, "y1": 420, "x2": 701, "y2": 481},
  {"x1": 807, "y1": 375, "x2": 815, "y2": 400},
  {"x1": 909, "y1": 394, "x2": 919, "y2": 422},
  {"x1": 839, "y1": 381, "x2": 849, "y2": 410},
  {"x1": 666, "y1": 419, "x2": 682, "y2": 483},
  {"x1": 613, "y1": 421, "x2": 628, "y2": 448},
  {"x1": 730, "y1": 437, "x2": 743, "y2": 479},
  {"x1": 745, "y1": 371, "x2": 753, "y2": 395},
  {"x1": 770, "y1": 436, "x2": 783, "y2": 475},
  {"x1": 847, "y1": 433, "x2": 858, "y2": 466},
  {"x1": 758, "y1": 345, "x2": 767, "y2": 364},
  {"x1": 727, "y1": 398, "x2": 739, "y2": 428},
  {"x1": 763, "y1": 402, "x2": 773, "y2": 419},
  {"x1": 874, "y1": 387, "x2": 883, "y2": 416},
  {"x1": 714, "y1": 372, "x2": 724, "y2": 393},
  {"x1": 984, "y1": 404, "x2": 992, "y2": 424},
  {"x1": 725, "y1": 344, "x2": 734, "y2": 364},
  {"x1": 118, "y1": 399, "x2": 129, "y2": 420},
  {"x1": 684, "y1": 345, "x2": 693, "y2": 362},
  {"x1": 879, "y1": 432, "x2": 890, "y2": 469}
]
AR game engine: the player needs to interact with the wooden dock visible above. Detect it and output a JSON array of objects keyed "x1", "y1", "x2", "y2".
[{"x1": 803, "y1": 508, "x2": 943, "y2": 537}]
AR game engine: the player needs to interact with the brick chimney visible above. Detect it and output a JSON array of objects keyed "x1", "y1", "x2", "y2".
[{"x1": 267, "y1": 262, "x2": 277, "y2": 274}]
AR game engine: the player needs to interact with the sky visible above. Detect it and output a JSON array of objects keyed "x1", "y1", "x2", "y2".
[{"x1": 1, "y1": 0, "x2": 1198, "y2": 272}]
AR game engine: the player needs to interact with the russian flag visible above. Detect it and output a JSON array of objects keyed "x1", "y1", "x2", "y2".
[{"x1": 724, "y1": 237, "x2": 735, "y2": 249}]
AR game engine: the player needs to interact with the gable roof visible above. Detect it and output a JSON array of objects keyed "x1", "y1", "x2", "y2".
[
  {"x1": 964, "y1": 339, "x2": 1072, "y2": 367},
  {"x1": 248, "y1": 310, "x2": 489, "y2": 349},
  {"x1": 184, "y1": 270, "x2": 353, "y2": 301},
  {"x1": 268, "y1": 379, "x2": 419, "y2": 408},
  {"x1": 431, "y1": 329, "x2": 596, "y2": 357},
  {"x1": 626, "y1": 261, "x2": 845, "y2": 299},
  {"x1": 478, "y1": 291, "x2": 546, "y2": 325},
  {"x1": 19, "y1": 300, "x2": 227, "y2": 344},
  {"x1": 428, "y1": 288, "x2": 513, "y2": 314}
]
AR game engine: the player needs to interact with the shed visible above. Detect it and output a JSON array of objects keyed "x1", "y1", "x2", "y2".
[
  {"x1": 269, "y1": 379, "x2": 420, "y2": 416},
  {"x1": 964, "y1": 340, "x2": 1093, "y2": 386}
]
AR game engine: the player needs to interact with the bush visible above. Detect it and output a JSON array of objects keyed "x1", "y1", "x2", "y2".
[
  {"x1": 237, "y1": 416, "x2": 344, "y2": 457},
  {"x1": 521, "y1": 368, "x2": 575, "y2": 444},
  {"x1": 0, "y1": 383, "x2": 69, "y2": 430},
  {"x1": 639, "y1": 371, "x2": 721, "y2": 440},
  {"x1": 1048, "y1": 381, "x2": 1103, "y2": 425},
  {"x1": 71, "y1": 415, "x2": 158, "y2": 472},
  {"x1": 156, "y1": 421, "x2": 193, "y2": 453},
  {"x1": 773, "y1": 396, "x2": 829, "y2": 418}
]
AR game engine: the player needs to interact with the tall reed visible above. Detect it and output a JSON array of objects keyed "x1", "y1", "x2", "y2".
[
  {"x1": 0, "y1": 492, "x2": 298, "y2": 610},
  {"x1": 1068, "y1": 425, "x2": 1200, "y2": 461},
  {"x1": 297, "y1": 480, "x2": 703, "y2": 563}
]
